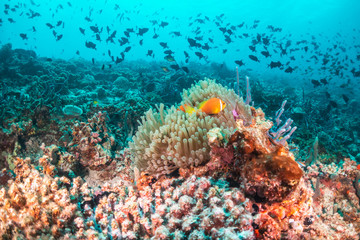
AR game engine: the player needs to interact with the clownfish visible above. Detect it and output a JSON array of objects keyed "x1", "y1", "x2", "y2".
[{"x1": 178, "y1": 98, "x2": 226, "y2": 115}]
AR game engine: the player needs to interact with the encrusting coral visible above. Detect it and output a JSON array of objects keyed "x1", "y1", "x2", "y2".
[
  {"x1": 129, "y1": 78, "x2": 252, "y2": 177},
  {"x1": 0, "y1": 78, "x2": 359, "y2": 239}
]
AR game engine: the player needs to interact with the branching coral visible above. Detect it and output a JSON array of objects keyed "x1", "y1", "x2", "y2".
[{"x1": 129, "y1": 78, "x2": 252, "y2": 177}]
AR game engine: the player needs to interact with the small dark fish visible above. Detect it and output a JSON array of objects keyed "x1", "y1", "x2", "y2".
[
  {"x1": 171, "y1": 31, "x2": 181, "y2": 36},
  {"x1": 268, "y1": 61, "x2": 282, "y2": 68},
  {"x1": 311, "y1": 79, "x2": 321, "y2": 87},
  {"x1": 79, "y1": 27, "x2": 85, "y2": 35},
  {"x1": 56, "y1": 34, "x2": 63, "y2": 41},
  {"x1": 160, "y1": 42, "x2": 168, "y2": 48},
  {"x1": 19, "y1": 33, "x2": 28, "y2": 40},
  {"x1": 223, "y1": 49, "x2": 228, "y2": 54},
  {"x1": 8, "y1": 18, "x2": 15, "y2": 23},
  {"x1": 170, "y1": 64, "x2": 180, "y2": 70},
  {"x1": 32, "y1": 26, "x2": 36, "y2": 32},
  {"x1": 76, "y1": 50, "x2": 80, "y2": 55},
  {"x1": 101, "y1": 64, "x2": 105, "y2": 70},
  {"x1": 46, "y1": 58, "x2": 52, "y2": 62},
  {"x1": 202, "y1": 43, "x2": 210, "y2": 51},
  {"x1": 137, "y1": 27, "x2": 149, "y2": 36},
  {"x1": 284, "y1": 66, "x2": 294, "y2": 73},
  {"x1": 85, "y1": 16, "x2": 92, "y2": 22},
  {"x1": 188, "y1": 38, "x2": 199, "y2": 48},
  {"x1": 235, "y1": 60, "x2": 244, "y2": 66},
  {"x1": 164, "y1": 50, "x2": 174, "y2": 55},
  {"x1": 108, "y1": 64, "x2": 112, "y2": 69},
  {"x1": 153, "y1": 33, "x2": 159, "y2": 39},
  {"x1": 56, "y1": 20, "x2": 62, "y2": 27},
  {"x1": 260, "y1": 51, "x2": 270, "y2": 58},
  {"x1": 224, "y1": 35, "x2": 232, "y2": 44},
  {"x1": 159, "y1": 21, "x2": 169, "y2": 28},
  {"x1": 342, "y1": 94, "x2": 349, "y2": 103},
  {"x1": 92, "y1": 58, "x2": 95, "y2": 64},
  {"x1": 124, "y1": 46, "x2": 131, "y2": 52},
  {"x1": 320, "y1": 78, "x2": 328, "y2": 85},
  {"x1": 248, "y1": 55, "x2": 259, "y2": 62},
  {"x1": 139, "y1": 39, "x2": 143, "y2": 45},
  {"x1": 325, "y1": 91, "x2": 330, "y2": 98},
  {"x1": 115, "y1": 56, "x2": 124, "y2": 64},
  {"x1": 85, "y1": 41, "x2": 96, "y2": 49},
  {"x1": 90, "y1": 25, "x2": 100, "y2": 33},
  {"x1": 146, "y1": 50, "x2": 153, "y2": 57},
  {"x1": 249, "y1": 45, "x2": 256, "y2": 52},
  {"x1": 182, "y1": 66, "x2": 189, "y2": 73},
  {"x1": 119, "y1": 37, "x2": 129, "y2": 46},
  {"x1": 46, "y1": 23, "x2": 54, "y2": 29},
  {"x1": 195, "y1": 52, "x2": 204, "y2": 59},
  {"x1": 184, "y1": 51, "x2": 189, "y2": 58},
  {"x1": 219, "y1": 27, "x2": 226, "y2": 34},
  {"x1": 164, "y1": 55, "x2": 175, "y2": 62}
]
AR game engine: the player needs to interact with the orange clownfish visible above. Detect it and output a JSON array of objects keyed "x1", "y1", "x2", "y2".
[{"x1": 178, "y1": 98, "x2": 226, "y2": 115}]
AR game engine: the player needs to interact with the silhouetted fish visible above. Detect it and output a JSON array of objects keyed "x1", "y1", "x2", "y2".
[
  {"x1": 85, "y1": 41, "x2": 96, "y2": 49},
  {"x1": 249, "y1": 46, "x2": 256, "y2": 52},
  {"x1": 90, "y1": 25, "x2": 100, "y2": 33},
  {"x1": 260, "y1": 51, "x2": 270, "y2": 58},
  {"x1": 137, "y1": 28, "x2": 149, "y2": 36},
  {"x1": 269, "y1": 61, "x2": 282, "y2": 68},
  {"x1": 188, "y1": 38, "x2": 200, "y2": 48},
  {"x1": 160, "y1": 42, "x2": 168, "y2": 48},
  {"x1": 320, "y1": 78, "x2": 328, "y2": 85},
  {"x1": 19, "y1": 33, "x2": 28, "y2": 40},
  {"x1": 46, "y1": 23, "x2": 54, "y2": 29},
  {"x1": 184, "y1": 51, "x2": 189, "y2": 58},
  {"x1": 164, "y1": 55, "x2": 175, "y2": 62},
  {"x1": 56, "y1": 34, "x2": 63, "y2": 41},
  {"x1": 284, "y1": 66, "x2": 294, "y2": 73},
  {"x1": 182, "y1": 67, "x2": 189, "y2": 73},
  {"x1": 170, "y1": 64, "x2": 180, "y2": 70},
  {"x1": 160, "y1": 21, "x2": 169, "y2": 28},
  {"x1": 79, "y1": 27, "x2": 85, "y2": 35},
  {"x1": 146, "y1": 50, "x2": 153, "y2": 57},
  {"x1": 195, "y1": 52, "x2": 204, "y2": 59},
  {"x1": 248, "y1": 55, "x2": 259, "y2": 62},
  {"x1": 311, "y1": 79, "x2": 321, "y2": 87},
  {"x1": 235, "y1": 60, "x2": 244, "y2": 66},
  {"x1": 171, "y1": 31, "x2": 181, "y2": 36}
]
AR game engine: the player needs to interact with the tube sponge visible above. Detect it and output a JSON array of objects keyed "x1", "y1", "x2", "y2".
[{"x1": 129, "y1": 78, "x2": 252, "y2": 177}]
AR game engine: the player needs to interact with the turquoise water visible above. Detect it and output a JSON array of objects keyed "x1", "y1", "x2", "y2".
[{"x1": 1, "y1": 0, "x2": 359, "y2": 80}]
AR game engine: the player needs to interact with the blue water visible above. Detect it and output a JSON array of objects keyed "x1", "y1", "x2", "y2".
[{"x1": 1, "y1": 0, "x2": 359, "y2": 83}]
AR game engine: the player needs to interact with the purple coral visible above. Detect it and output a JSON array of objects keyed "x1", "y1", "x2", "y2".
[{"x1": 269, "y1": 100, "x2": 297, "y2": 145}]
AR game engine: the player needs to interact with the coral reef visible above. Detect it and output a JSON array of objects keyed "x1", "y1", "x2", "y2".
[
  {"x1": 129, "y1": 79, "x2": 252, "y2": 177},
  {"x1": 0, "y1": 48, "x2": 359, "y2": 239}
]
